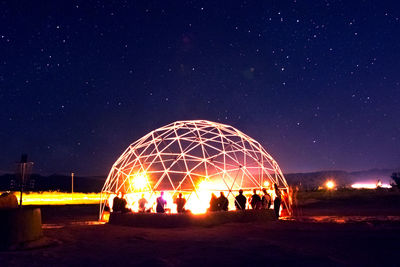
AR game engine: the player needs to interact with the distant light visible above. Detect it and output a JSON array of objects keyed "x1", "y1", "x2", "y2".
[
  {"x1": 326, "y1": 180, "x2": 335, "y2": 190},
  {"x1": 264, "y1": 181, "x2": 270, "y2": 187},
  {"x1": 351, "y1": 183, "x2": 392, "y2": 189}
]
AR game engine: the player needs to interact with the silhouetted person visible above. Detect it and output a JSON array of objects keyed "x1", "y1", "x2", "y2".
[
  {"x1": 235, "y1": 189, "x2": 247, "y2": 210},
  {"x1": 112, "y1": 194, "x2": 121, "y2": 212},
  {"x1": 119, "y1": 193, "x2": 129, "y2": 213},
  {"x1": 250, "y1": 189, "x2": 262, "y2": 209},
  {"x1": 292, "y1": 186, "x2": 301, "y2": 216},
  {"x1": 104, "y1": 201, "x2": 110, "y2": 212},
  {"x1": 280, "y1": 189, "x2": 291, "y2": 217},
  {"x1": 262, "y1": 188, "x2": 271, "y2": 209},
  {"x1": 217, "y1": 192, "x2": 229, "y2": 211},
  {"x1": 175, "y1": 193, "x2": 186, "y2": 213},
  {"x1": 209, "y1": 193, "x2": 219, "y2": 211},
  {"x1": 274, "y1": 184, "x2": 282, "y2": 218},
  {"x1": 156, "y1": 192, "x2": 167, "y2": 213},
  {"x1": 138, "y1": 194, "x2": 148, "y2": 212}
]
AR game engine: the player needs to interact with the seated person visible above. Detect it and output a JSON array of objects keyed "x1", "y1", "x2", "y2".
[
  {"x1": 235, "y1": 189, "x2": 247, "y2": 210},
  {"x1": 112, "y1": 194, "x2": 121, "y2": 212},
  {"x1": 138, "y1": 194, "x2": 148, "y2": 212},
  {"x1": 175, "y1": 193, "x2": 186, "y2": 213},
  {"x1": 120, "y1": 193, "x2": 130, "y2": 213},
  {"x1": 156, "y1": 192, "x2": 167, "y2": 213},
  {"x1": 209, "y1": 193, "x2": 219, "y2": 212},
  {"x1": 217, "y1": 192, "x2": 229, "y2": 211}
]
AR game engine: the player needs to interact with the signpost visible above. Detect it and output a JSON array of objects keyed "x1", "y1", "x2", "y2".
[
  {"x1": 71, "y1": 172, "x2": 74, "y2": 193},
  {"x1": 17, "y1": 154, "x2": 33, "y2": 207}
]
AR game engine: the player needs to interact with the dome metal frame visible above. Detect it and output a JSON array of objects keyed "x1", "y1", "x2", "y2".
[{"x1": 100, "y1": 120, "x2": 289, "y2": 218}]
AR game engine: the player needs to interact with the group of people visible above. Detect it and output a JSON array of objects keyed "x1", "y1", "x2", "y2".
[
  {"x1": 213, "y1": 183, "x2": 282, "y2": 218},
  {"x1": 110, "y1": 183, "x2": 283, "y2": 218},
  {"x1": 154, "y1": 192, "x2": 187, "y2": 213},
  {"x1": 209, "y1": 192, "x2": 229, "y2": 211},
  {"x1": 138, "y1": 191, "x2": 187, "y2": 214},
  {"x1": 112, "y1": 193, "x2": 129, "y2": 213},
  {"x1": 236, "y1": 188, "x2": 272, "y2": 210}
]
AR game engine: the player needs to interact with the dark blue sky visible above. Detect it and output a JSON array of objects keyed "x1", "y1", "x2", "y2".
[{"x1": 1, "y1": 0, "x2": 399, "y2": 175}]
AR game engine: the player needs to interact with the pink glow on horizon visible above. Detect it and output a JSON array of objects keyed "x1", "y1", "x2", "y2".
[{"x1": 351, "y1": 183, "x2": 392, "y2": 189}]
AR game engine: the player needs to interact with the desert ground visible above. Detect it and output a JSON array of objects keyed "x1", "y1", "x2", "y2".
[{"x1": 1, "y1": 189, "x2": 400, "y2": 266}]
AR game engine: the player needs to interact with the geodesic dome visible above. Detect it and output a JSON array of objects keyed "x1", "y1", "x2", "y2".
[{"x1": 100, "y1": 120, "x2": 289, "y2": 216}]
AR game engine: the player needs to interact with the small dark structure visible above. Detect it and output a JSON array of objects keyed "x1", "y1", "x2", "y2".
[
  {"x1": 109, "y1": 209, "x2": 276, "y2": 228},
  {"x1": 16, "y1": 154, "x2": 34, "y2": 206},
  {"x1": 0, "y1": 207, "x2": 42, "y2": 250}
]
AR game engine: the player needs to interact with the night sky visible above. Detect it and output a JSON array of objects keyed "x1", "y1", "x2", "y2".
[{"x1": 1, "y1": 1, "x2": 399, "y2": 175}]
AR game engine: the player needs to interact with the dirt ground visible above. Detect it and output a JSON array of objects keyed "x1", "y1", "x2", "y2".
[{"x1": 1, "y1": 190, "x2": 400, "y2": 266}]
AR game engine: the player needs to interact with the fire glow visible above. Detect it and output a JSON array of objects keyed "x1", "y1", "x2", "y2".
[
  {"x1": 107, "y1": 178, "x2": 279, "y2": 214},
  {"x1": 7, "y1": 191, "x2": 102, "y2": 205},
  {"x1": 128, "y1": 172, "x2": 150, "y2": 192}
]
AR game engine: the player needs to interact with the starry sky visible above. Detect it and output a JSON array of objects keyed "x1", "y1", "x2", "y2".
[{"x1": 1, "y1": 0, "x2": 399, "y2": 175}]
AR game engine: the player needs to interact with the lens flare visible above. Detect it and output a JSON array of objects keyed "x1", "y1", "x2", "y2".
[
  {"x1": 129, "y1": 172, "x2": 149, "y2": 192},
  {"x1": 326, "y1": 180, "x2": 335, "y2": 190}
]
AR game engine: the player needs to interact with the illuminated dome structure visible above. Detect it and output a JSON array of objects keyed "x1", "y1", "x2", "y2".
[{"x1": 100, "y1": 120, "x2": 289, "y2": 218}]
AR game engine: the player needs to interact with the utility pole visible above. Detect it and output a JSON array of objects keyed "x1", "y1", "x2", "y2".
[
  {"x1": 71, "y1": 172, "x2": 74, "y2": 193},
  {"x1": 19, "y1": 162, "x2": 26, "y2": 207}
]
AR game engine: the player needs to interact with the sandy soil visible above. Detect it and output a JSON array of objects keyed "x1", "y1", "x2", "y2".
[{"x1": 1, "y1": 191, "x2": 400, "y2": 266}]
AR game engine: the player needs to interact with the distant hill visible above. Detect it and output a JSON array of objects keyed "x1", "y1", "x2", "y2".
[
  {"x1": 0, "y1": 168, "x2": 396, "y2": 192},
  {"x1": 0, "y1": 173, "x2": 105, "y2": 193},
  {"x1": 285, "y1": 168, "x2": 396, "y2": 189}
]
